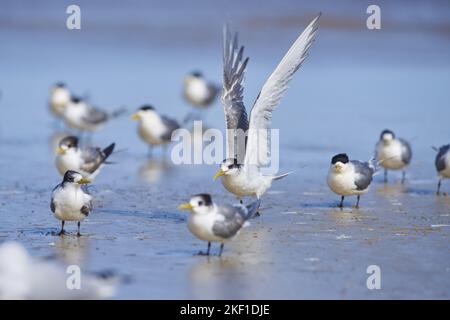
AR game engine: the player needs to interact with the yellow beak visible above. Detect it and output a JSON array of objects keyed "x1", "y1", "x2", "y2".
[
  {"x1": 335, "y1": 164, "x2": 343, "y2": 173},
  {"x1": 131, "y1": 114, "x2": 140, "y2": 121},
  {"x1": 77, "y1": 178, "x2": 91, "y2": 185},
  {"x1": 178, "y1": 203, "x2": 193, "y2": 210},
  {"x1": 57, "y1": 147, "x2": 66, "y2": 155},
  {"x1": 213, "y1": 169, "x2": 225, "y2": 181}
]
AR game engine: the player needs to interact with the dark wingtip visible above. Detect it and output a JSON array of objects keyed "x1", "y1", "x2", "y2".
[{"x1": 103, "y1": 143, "x2": 116, "y2": 159}]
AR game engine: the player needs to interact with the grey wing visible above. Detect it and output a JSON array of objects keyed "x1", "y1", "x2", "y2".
[
  {"x1": 351, "y1": 160, "x2": 374, "y2": 191},
  {"x1": 50, "y1": 197, "x2": 56, "y2": 213},
  {"x1": 436, "y1": 144, "x2": 450, "y2": 172},
  {"x1": 82, "y1": 107, "x2": 109, "y2": 125},
  {"x1": 245, "y1": 14, "x2": 320, "y2": 167},
  {"x1": 50, "y1": 184, "x2": 61, "y2": 213},
  {"x1": 80, "y1": 147, "x2": 104, "y2": 173},
  {"x1": 160, "y1": 116, "x2": 180, "y2": 141},
  {"x1": 222, "y1": 25, "x2": 250, "y2": 160},
  {"x1": 212, "y1": 204, "x2": 246, "y2": 239},
  {"x1": 399, "y1": 138, "x2": 412, "y2": 165},
  {"x1": 80, "y1": 200, "x2": 92, "y2": 216}
]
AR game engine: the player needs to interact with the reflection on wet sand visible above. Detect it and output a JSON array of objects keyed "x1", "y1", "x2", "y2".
[
  {"x1": 138, "y1": 158, "x2": 171, "y2": 184},
  {"x1": 53, "y1": 235, "x2": 90, "y2": 266},
  {"x1": 329, "y1": 207, "x2": 366, "y2": 226},
  {"x1": 377, "y1": 183, "x2": 407, "y2": 198},
  {"x1": 188, "y1": 227, "x2": 271, "y2": 299}
]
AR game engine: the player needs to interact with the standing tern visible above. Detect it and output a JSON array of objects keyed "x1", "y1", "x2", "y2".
[
  {"x1": 131, "y1": 105, "x2": 181, "y2": 155},
  {"x1": 183, "y1": 71, "x2": 219, "y2": 108},
  {"x1": 327, "y1": 153, "x2": 377, "y2": 208},
  {"x1": 55, "y1": 135, "x2": 115, "y2": 180},
  {"x1": 178, "y1": 194, "x2": 260, "y2": 256},
  {"x1": 62, "y1": 97, "x2": 125, "y2": 132},
  {"x1": 49, "y1": 82, "x2": 71, "y2": 119},
  {"x1": 433, "y1": 144, "x2": 450, "y2": 195},
  {"x1": 375, "y1": 129, "x2": 412, "y2": 183},
  {"x1": 51, "y1": 170, "x2": 93, "y2": 236},
  {"x1": 213, "y1": 14, "x2": 321, "y2": 203}
]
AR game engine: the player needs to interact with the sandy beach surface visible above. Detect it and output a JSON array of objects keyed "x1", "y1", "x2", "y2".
[{"x1": 0, "y1": 0, "x2": 449, "y2": 299}]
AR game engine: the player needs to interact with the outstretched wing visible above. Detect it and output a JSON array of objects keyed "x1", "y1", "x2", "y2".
[
  {"x1": 222, "y1": 24, "x2": 250, "y2": 162},
  {"x1": 244, "y1": 14, "x2": 320, "y2": 167}
]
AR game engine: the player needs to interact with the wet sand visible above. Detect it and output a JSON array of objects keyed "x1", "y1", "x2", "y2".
[{"x1": 1, "y1": 0, "x2": 450, "y2": 299}]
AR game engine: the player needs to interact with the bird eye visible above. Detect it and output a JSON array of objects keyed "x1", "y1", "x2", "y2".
[{"x1": 198, "y1": 201, "x2": 203, "y2": 206}]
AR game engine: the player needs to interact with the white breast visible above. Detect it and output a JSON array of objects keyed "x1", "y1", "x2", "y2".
[
  {"x1": 222, "y1": 168, "x2": 271, "y2": 199},
  {"x1": 440, "y1": 152, "x2": 450, "y2": 178},
  {"x1": 55, "y1": 150, "x2": 83, "y2": 176},
  {"x1": 52, "y1": 185, "x2": 92, "y2": 221},
  {"x1": 188, "y1": 213, "x2": 223, "y2": 242},
  {"x1": 138, "y1": 115, "x2": 167, "y2": 145},
  {"x1": 185, "y1": 79, "x2": 209, "y2": 105},
  {"x1": 327, "y1": 166, "x2": 365, "y2": 196},
  {"x1": 376, "y1": 140, "x2": 406, "y2": 170}
]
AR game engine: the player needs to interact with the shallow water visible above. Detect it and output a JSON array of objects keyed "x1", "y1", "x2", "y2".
[{"x1": 1, "y1": 0, "x2": 450, "y2": 299}]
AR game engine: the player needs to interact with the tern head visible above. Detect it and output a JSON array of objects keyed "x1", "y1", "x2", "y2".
[
  {"x1": 50, "y1": 82, "x2": 71, "y2": 105},
  {"x1": 184, "y1": 71, "x2": 204, "y2": 85},
  {"x1": 63, "y1": 170, "x2": 91, "y2": 185},
  {"x1": 57, "y1": 136, "x2": 79, "y2": 155},
  {"x1": 380, "y1": 129, "x2": 395, "y2": 144},
  {"x1": 178, "y1": 194, "x2": 213, "y2": 215},
  {"x1": 331, "y1": 153, "x2": 349, "y2": 173},
  {"x1": 214, "y1": 158, "x2": 241, "y2": 180},
  {"x1": 131, "y1": 105, "x2": 156, "y2": 121}
]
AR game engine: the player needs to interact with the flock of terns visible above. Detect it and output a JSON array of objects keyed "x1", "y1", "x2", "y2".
[
  {"x1": 19, "y1": 14, "x2": 450, "y2": 260},
  {"x1": 1, "y1": 12, "x2": 449, "y2": 299},
  {"x1": 49, "y1": 13, "x2": 450, "y2": 257}
]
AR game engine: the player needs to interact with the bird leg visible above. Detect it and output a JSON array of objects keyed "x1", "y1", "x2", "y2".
[
  {"x1": 436, "y1": 179, "x2": 442, "y2": 195},
  {"x1": 384, "y1": 169, "x2": 388, "y2": 183},
  {"x1": 339, "y1": 196, "x2": 344, "y2": 209},
  {"x1": 58, "y1": 221, "x2": 65, "y2": 236},
  {"x1": 148, "y1": 146, "x2": 153, "y2": 158},
  {"x1": 355, "y1": 195, "x2": 360, "y2": 209},
  {"x1": 77, "y1": 221, "x2": 81, "y2": 237},
  {"x1": 218, "y1": 243, "x2": 224, "y2": 257},
  {"x1": 401, "y1": 170, "x2": 406, "y2": 184},
  {"x1": 198, "y1": 242, "x2": 211, "y2": 256}
]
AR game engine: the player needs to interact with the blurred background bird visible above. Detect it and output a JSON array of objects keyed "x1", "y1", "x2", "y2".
[
  {"x1": 433, "y1": 144, "x2": 450, "y2": 195},
  {"x1": 375, "y1": 129, "x2": 412, "y2": 184},
  {"x1": 0, "y1": 242, "x2": 117, "y2": 299},
  {"x1": 131, "y1": 105, "x2": 181, "y2": 156},
  {"x1": 55, "y1": 135, "x2": 115, "y2": 180},
  {"x1": 183, "y1": 71, "x2": 219, "y2": 109}
]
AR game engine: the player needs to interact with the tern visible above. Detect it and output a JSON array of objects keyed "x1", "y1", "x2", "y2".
[
  {"x1": 178, "y1": 194, "x2": 260, "y2": 256},
  {"x1": 433, "y1": 144, "x2": 450, "y2": 195},
  {"x1": 213, "y1": 15, "x2": 320, "y2": 204}
]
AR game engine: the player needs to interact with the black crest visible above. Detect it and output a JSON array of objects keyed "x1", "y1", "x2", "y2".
[
  {"x1": 380, "y1": 129, "x2": 395, "y2": 140},
  {"x1": 55, "y1": 82, "x2": 66, "y2": 88},
  {"x1": 59, "y1": 136, "x2": 79, "y2": 148},
  {"x1": 331, "y1": 153, "x2": 349, "y2": 164},
  {"x1": 140, "y1": 105, "x2": 154, "y2": 111},
  {"x1": 71, "y1": 96, "x2": 82, "y2": 103},
  {"x1": 222, "y1": 158, "x2": 242, "y2": 169},
  {"x1": 193, "y1": 193, "x2": 212, "y2": 206},
  {"x1": 191, "y1": 71, "x2": 203, "y2": 78},
  {"x1": 63, "y1": 170, "x2": 80, "y2": 183}
]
